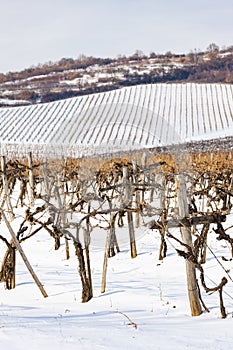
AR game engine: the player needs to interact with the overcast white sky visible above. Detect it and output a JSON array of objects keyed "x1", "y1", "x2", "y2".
[{"x1": 0, "y1": 0, "x2": 233, "y2": 73}]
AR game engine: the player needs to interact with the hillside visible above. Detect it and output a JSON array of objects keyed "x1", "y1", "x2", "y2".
[
  {"x1": 0, "y1": 44, "x2": 233, "y2": 107},
  {"x1": 1, "y1": 83, "x2": 233, "y2": 159}
]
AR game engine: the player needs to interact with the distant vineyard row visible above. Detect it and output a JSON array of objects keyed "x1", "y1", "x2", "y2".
[{"x1": 0, "y1": 83, "x2": 233, "y2": 158}]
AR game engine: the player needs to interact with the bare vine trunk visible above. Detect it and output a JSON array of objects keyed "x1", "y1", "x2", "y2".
[
  {"x1": 73, "y1": 241, "x2": 92, "y2": 302},
  {"x1": 1, "y1": 211, "x2": 48, "y2": 298},
  {"x1": 0, "y1": 245, "x2": 16, "y2": 289},
  {"x1": 0, "y1": 156, "x2": 14, "y2": 220}
]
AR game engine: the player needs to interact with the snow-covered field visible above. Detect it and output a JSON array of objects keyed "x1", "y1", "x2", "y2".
[
  {"x1": 1, "y1": 209, "x2": 233, "y2": 350},
  {"x1": 1, "y1": 81, "x2": 233, "y2": 349},
  {"x1": 1, "y1": 83, "x2": 233, "y2": 158}
]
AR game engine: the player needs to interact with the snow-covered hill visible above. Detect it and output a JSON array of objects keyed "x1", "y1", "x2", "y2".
[
  {"x1": 1, "y1": 46, "x2": 233, "y2": 107},
  {"x1": 0, "y1": 83, "x2": 233, "y2": 157}
]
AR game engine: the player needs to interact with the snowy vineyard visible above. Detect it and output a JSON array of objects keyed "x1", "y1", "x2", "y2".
[
  {"x1": 0, "y1": 82, "x2": 233, "y2": 319},
  {"x1": 0, "y1": 147, "x2": 233, "y2": 317},
  {"x1": 0, "y1": 83, "x2": 233, "y2": 158}
]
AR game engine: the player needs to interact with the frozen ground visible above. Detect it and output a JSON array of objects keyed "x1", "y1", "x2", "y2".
[{"x1": 1, "y1": 213, "x2": 233, "y2": 350}]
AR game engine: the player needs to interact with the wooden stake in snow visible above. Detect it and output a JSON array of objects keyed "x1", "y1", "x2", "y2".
[
  {"x1": 54, "y1": 178, "x2": 70, "y2": 259},
  {"x1": 101, "y1": 200, "x2": 116, "y2": 293},
  {"x1": 123, "y1": 167, "x2": 137, "y2": 258},
  {"x1": 140, "y1": 153, "x2": 147, "y2": 204},
  {"x1": 1, "y1": 210, "x2": 48, "y2": 298},
  {"x1": 132, "y1": 160, "x2": 140, "y2": 228},
  {"x1": 176, "y1": 174, "x2": 202, "y2": 316},
  {"x1": 85, "y1": 205, "x2": 93, "y2": 298},
  {"x1": 158, "y1": 175, "x2": 167, "y2": 260},
  {"x1": 101, "y1": 228, "x2": 110, "y2": 294},
  {"x1": 27, "y1": 152, "x2": 35, "y2": 206}
]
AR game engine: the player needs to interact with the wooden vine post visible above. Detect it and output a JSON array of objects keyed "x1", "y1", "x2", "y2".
[
  {"x1": 101, "y1": 226, "x2": 111, "y2": 294},
  {"x1": 123, "y1": 166, "x2": 137, "y2": 258},
  {"x1": 85, "y1": 204, "x2": 93, "y2": 298},
  {"x1": 159, "y1": 175, "x2": 167, "y2": 260},
  {"x1": 141, "y1": 153, "x2": 147, "y2": 204},
  {"x1": 132, "y1": 160, "x2": 140, "y2": 228},
  {"x1": 27, "y1": 152, "x2": 35, "y2": 206},
  {"x1": 176, "y1": 174, "x2": 202, "y2": 316},
  {"x1": 101, "y1": 199, "x2": 117, "y2": 294}
]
